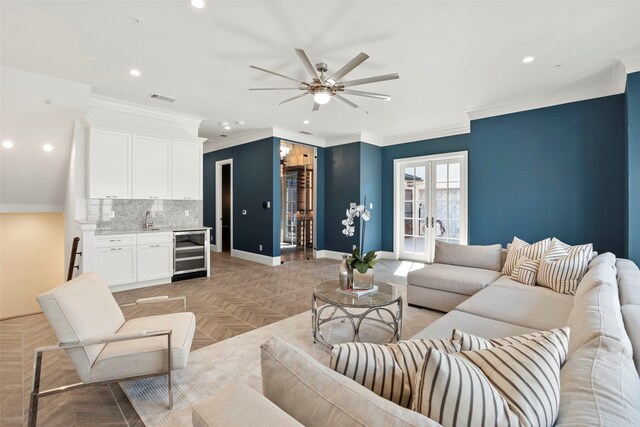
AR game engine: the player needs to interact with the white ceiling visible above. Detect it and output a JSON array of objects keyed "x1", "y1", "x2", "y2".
[
  {"x1": 2, "y1": 0, "x2": 640, "y2": 148},
  {"x1": 0, "y1": 67, "x2": 90, "y2": 210}
]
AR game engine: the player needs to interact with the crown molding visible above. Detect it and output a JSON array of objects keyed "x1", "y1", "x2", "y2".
[
  {"x1": 273, "y1": 126, "x2": 326, "y2": 147},
  {"x1": 465, "y1": 79, "x2": 625, "y2": 121},
  {"x1": 618, "y1": 52, "x2": 640, "y2": 74},
  {"x1": 88, "y1": 94, "x2": 206, "y2": 128},
  {"x1": 203, "y1": 128, "x2": 273, "y2": 153},
  {"x1": 381, "y1": 123, "x2": 470, "y2": 146}
]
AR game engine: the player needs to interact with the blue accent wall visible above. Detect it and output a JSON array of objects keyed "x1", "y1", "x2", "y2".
[
  {"x1": 203, "y1": 138, "x2": 279, "y2": 257},
  {"x1": 316, "y1": 147, "x2": 326, "y2": 250},
  {"x1": 324, "y1": 143, "x2": 361, "y2": 253},
  {"x1": 627, "y1": 72, "x2": 640, "y2": 264},
  {"x1": 360, "y1": 143, "x2": 382, "y2": 253},
  {"x1": 470, "y1": 95, "x2": 627, "y2": 255},
  {"x1": 380, "y1": 134, "x2": 471, "y2": 251}
]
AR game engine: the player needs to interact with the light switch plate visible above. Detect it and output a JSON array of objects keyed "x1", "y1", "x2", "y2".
[
  {"x1": 242, "y1": 210, "x2": 247, "y2": 215},
  {"x1": 109, "y1": 211, "x2": 115, "y2": 219},
  {"x1": 184, "y1": 210, "x2": 190, "y2": 217},
  {"x1": 369, "y1": 202, "x2": 373, "y2": 209}
]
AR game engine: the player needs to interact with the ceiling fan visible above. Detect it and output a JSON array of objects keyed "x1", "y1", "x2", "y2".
[{"x1": 249, "y1": 49, "x2": 399, "y2": 111}]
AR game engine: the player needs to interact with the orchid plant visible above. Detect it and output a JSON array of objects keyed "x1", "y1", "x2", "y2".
[{"x1": 342, "y1": 196, "x2": 379, "y2": 274}]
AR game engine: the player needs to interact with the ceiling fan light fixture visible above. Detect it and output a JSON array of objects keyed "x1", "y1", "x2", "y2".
[{"x1": 313, "y1": 90, "x2": 331, "y2": 105}]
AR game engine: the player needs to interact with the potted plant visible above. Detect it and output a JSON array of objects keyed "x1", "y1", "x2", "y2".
[{"x1": 341, "y1": 197, "x2": 379, "y2": 289}]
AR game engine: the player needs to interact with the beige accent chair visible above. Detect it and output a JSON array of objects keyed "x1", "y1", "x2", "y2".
[{"x1": 30, "y1": 273, "x2": 196, "y2": 426}]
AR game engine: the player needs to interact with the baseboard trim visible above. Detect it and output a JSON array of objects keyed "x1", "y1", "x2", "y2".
[
  {"x1": 232, "y1": 249, "x2": 280, "y2": 266},
  {"x1": 378, "y1": 251, "x2": 398, "y2": 260},
  {"x1": 210, "y1": 244, "x2": 217, "y2": 252},
  {"x1": 109, "y1": 277, "x2": 171, "y2": 293},
  {"x1": 316, "y1": 250, "x2": 345, "y2": 260}
]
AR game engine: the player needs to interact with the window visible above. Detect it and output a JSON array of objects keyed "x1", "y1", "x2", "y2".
[{"x1": 394, "y1": 152, "x2": 468, "y2": 262}]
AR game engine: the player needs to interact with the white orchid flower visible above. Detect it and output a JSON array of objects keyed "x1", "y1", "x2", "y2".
[{"x1": 361, "y1": 209, "x2": 371, "y2": 221}]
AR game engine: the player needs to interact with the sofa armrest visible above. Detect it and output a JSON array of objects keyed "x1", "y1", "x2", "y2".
[
  {"x1": 260, "y1": 337, "x2": 440, "y2": 427},
  {"x1": 192, "y1": 383, "x2": 302, "y2": 427}
]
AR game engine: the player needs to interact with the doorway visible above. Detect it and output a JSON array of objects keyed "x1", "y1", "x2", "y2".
[
  {"x1": 394, "y1": 151, "x2": 468, "y2": 262},
  {"x1": 280, "y1": 141, "x2": 315, "y2": 263},
  {"x1": 215, "y1": 159, "x2": 233, "y2": 253}
]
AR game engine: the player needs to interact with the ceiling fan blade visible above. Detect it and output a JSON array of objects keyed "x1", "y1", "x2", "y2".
[
  {"x1": 249, "y1": 87, "x2": 305, "y2": 91},
  {"x1": 275, "y1": 92, "x2": 309, "y2": 106},
  {"x1": 250, "y1": 65, "x2": 309, "y2": 85},
  {"x1": 334, "y1": 95, "x2": 358, "y2": 109},
  {"x1": 328, "y1": 52, "x2": 369, "y2": 82},
  {"x1": 312, "y1": 102, "x2": 320, "y2": 112},
  {"x1": 341, "y1": 89, "x2": 391, "y2": 100},
  {"x1": 340, "y1": 73, "x2": 399, "y2": 88},
  {"x1": 295, "y1": 49, "x2": 319, "y2": 81}
]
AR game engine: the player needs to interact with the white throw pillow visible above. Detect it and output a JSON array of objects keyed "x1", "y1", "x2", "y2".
[
  {"x1": 412, "y1": 327, "x2": 570, "y2": 427},
  {"x1": 510, "y1": 255, "x2": 540, "y2": 286},
  {"x1": 330, "y1": 339, "x2": 460, "y2": 408},
  {"x1": 537, "y1": 241, "x2": 592, "y2": 294},
  {"x1": 502, "y1": 236, "x2": 551, "y2": 276}
]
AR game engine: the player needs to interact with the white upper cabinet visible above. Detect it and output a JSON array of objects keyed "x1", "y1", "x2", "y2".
[
  {"x1": 171, "y1": 140, "x2": 203, "y2": 200},
  {"x1": 132, "y1": 134, "x2": 171, "y2": 199},
  {"x1": 88, "y1": 128, "x2": 132, "y2": 199}
]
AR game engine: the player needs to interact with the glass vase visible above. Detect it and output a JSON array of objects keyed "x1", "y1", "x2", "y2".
[{"x1": 352, "y1": 268, "x2": 374, "y2": 290}]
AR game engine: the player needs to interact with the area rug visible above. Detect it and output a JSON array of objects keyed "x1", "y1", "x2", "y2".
[{"x1": 121, "y1": 306, "x2": 442, "y2": 426}]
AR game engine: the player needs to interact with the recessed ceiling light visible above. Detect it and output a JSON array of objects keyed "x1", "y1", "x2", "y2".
[
  {"x1": 2, "y1": 140, "x2": 14, "y2": 149},
  {"x1": 522, "y1": 56, "x2": 534, "y2": 64},
  {"x1": 224, "y1": 126, "x2": 231, "y2": 130},
  {"x1": 43, "y1": 144, "x2": 53, "y2": 152},
  {"x1": 129, "y1": 69, "x2": 141, "y2": 77},
  {"x1": 190, "y1": 0, "x2": 205, "y2": 9},
  {"x1": 303, "y1": 120, "x2": 309, "y2": 125}
]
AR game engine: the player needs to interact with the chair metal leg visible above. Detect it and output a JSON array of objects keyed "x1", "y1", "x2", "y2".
[
  {"x1": 167, "y1": 331, "x2": 173, "y2": 410},
  {"x1": 28, "y1": 350, "x2": 44, "y2": 427}
]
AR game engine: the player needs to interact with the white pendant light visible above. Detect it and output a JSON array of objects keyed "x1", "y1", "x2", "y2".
[{"x1": 313, "y1": 89, "x2": 331, "y2": 105}]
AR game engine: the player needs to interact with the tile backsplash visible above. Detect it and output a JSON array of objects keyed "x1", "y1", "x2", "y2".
[{"x1": 86, "y1": 199, "x2": 202, "y2": 230}]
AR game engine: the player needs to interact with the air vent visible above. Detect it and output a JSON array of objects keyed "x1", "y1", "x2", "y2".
[
  {"x1": 150, "y1": 93, "x2": 176, "y2": 103},
  {"x1": 299, "y1": 130, "x2": 314, "y2": 135},
  {"x1": 219, "y1": 134, "x2": 228, "y2": 138}
]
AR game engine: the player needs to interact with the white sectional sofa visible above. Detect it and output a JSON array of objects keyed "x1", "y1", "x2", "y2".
[{"x1": 193, "y1": 245, "x2": 640, "y2": 427}]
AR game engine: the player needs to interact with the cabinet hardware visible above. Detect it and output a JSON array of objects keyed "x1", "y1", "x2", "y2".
[
  {"x1": 109, "y1": 239, "x2": 121, "y2": 242},
  {"x1": 110, "y1": 248, "x2": 123, "y2": 251}
]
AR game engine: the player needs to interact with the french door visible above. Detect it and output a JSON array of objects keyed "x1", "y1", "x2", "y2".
[{"x1": 394, "y1": 152, "x2": 468, "y2": 262}]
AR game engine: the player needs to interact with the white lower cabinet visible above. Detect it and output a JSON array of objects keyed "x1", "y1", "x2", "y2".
[
  {"x1": 94, "y1": 246, "x2": 137, "y2": 286},
  {"x1": 137, "y1": 243, "x2": 173, "y2": 281}
]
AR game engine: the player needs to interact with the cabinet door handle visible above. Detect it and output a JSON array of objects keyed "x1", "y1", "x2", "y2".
[
  {"x1": 110, "y1": 247, "x2": 123, "y2": 251},
  {"x1": 109, "y1": 239, "x2": 121, "y2": 242},
  {"x1": 150, "y1": 244, "x2": 161, "y2": 247}
]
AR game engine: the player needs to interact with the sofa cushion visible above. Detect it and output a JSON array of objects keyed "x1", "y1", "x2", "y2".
[
  {"x1": 411, "y1": 310, "x2": 537, "y2": 341},
  {"x1": 407, "y1": 263, "x2": 501, "y2": 296},
  {"x1": 537, "y1": 241, "x2": 592, "y2": 295},
  {"x1": 510, "y1": 256, "x2": 540, "y2": 286},
  {"x1": 453, "y1": 327, "x2": 570, "y2": 352},
  {"x1": 617, "y1": 259, "x2": 640, "y2": 305},
  {"x1": 502, "y1": 236, "x2": 551, "y2": 276},
  {"x1": 455, "y1": 285, "x2": 574, "y2": 330},
  {"x1": 433, "y1": 240, "x2": 502, "y2": 271},
  {"x1": 413, "y1": 330, "x2": 569, "y2": 427},
  {"x1": 567, "y1": 264, "x2": 633, "y2": 356},
  {"x1": 556, "y1": 336, "x2": 640, "y2": 426},
  {"x1": 260, "y1": 337, "x2": 439, "y2": 427},
  {"x1": 589, "y1": 252, "x2": 616, "y2": 270},
  {"x1": 329, "y1": 339, "x2": 460, "y2": 408},
  {"x1": 91, "y1": 312, "x2": 195, "y2": 382},
  {"x1": 192, "y1": 383, "x2": 303, "y2": 427},
  {"x1": 621, "y1": 305, "x2": 640, "y2": 373}
]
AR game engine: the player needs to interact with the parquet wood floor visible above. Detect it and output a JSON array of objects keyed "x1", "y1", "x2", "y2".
[{"x1": 0, "y1": 252, "x2": 418, "y2": 426}]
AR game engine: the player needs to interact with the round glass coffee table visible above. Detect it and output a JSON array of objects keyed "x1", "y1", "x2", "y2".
[{"x1": 311, "y1": 281, "x2": 403, "y2": 349}]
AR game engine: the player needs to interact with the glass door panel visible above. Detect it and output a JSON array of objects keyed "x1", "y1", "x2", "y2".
[
  {"x1": 433, "y1": 160, "x2": 462, "y2": 246},
  {"x1": 401, "y1": 165, "x2": 429, "y2": 260}
]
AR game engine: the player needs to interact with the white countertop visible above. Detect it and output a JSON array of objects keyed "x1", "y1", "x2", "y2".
[{"x1": 95, "y1": 226, "x2": 211, "y2": 236}]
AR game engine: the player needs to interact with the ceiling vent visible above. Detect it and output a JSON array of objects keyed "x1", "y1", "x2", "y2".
[
  {"x1": 299, "y1": 130, "x2": 314, "y2": 135},
  {"x1": 150, "y1": 93, "x2": 176, "y2": 103}
]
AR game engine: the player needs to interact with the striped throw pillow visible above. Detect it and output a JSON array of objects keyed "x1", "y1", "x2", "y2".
[
  {"x1": 551, "y1": 237, "x2": 595, "y2": 261},
  {"x1": 537, "y1": 241, "x2": 592, "y2": 294},
  {"x1": 501, "y1": 236, "x2": 551, "y2": 276},
  {"x1": 452, "y1": 327, "x2": 570, "y2": 352},
  {"x1": 412, "y1": 327, "x2": 570, "y2": 427},
  {"x1": 329, "y1": 339, "x2": 460, "y2": 408},
  {"x1": 510, "y1": 255, "x2": 540, "y2": 286}
]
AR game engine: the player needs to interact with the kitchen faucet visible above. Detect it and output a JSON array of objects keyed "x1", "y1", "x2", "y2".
[{"x1": 144, "y1": 211, "x2": 153, "y2": 230}]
